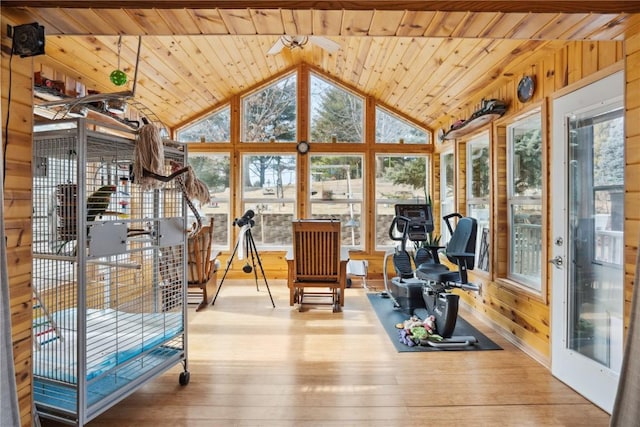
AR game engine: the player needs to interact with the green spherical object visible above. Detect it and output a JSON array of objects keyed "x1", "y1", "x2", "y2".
[{"x1": 110, "y1": 69, "x2": 128, "y2": 86}]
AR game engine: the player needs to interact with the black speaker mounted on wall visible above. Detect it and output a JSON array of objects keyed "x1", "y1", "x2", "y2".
[{"x1": 11, "y1": 22, "x2": 45, "y2": 58}]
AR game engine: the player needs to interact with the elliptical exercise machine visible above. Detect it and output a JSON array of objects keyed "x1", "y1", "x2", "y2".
[
  {"x1": 383, "y1": 204, "x2": 481, "y2": 347},
  {"x1": 383, "y1": 204, "x2": 443, "y2": 313}
]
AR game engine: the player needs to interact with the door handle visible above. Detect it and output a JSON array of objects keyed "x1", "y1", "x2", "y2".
[{"x1": 549, "y1": 256, "x2": 563, "y2": 268}]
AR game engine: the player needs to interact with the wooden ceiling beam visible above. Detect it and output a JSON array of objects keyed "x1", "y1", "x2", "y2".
[{"x1": 3, "y1": 1, "x2": 640, "y2": 14}]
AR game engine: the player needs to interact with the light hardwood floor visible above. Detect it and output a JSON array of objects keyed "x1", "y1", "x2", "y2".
[{"x1": 42, "y1": 280, "x2": 610, "y2": 427}]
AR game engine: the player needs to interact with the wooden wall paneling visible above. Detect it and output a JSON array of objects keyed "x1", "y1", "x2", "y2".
[
  {"x1": 125, "y1": 9, "x2": 176, "y2": 35},
  {"x1": 91, "y1": 8, "x2": 150, "y2": 35},
  {"x1": 423, "y1": 11, "x2": 470, "y2": 38},
  {"x1": 356, "y1": 38, "x2": 385, "y2": 89},
  {"x1": 174, "y1": 37, "x2": 234, "y2": 100},
  {"x1": 408, "y1": 38, "x2": 500, "y2": 119},
  {"x1": 554, "y1": 45, "x2": 569, "y2": 89},
  {"x1": 567, "y1": 14, "x2": 622, "y2": 40},
  {"x1": 456, "y1": 139, "x2": 466, "y2": 215},
  {"x1": 472, "y1": 285, "x2": 550, "y2": 361},
  {"x1": 581, "y1": 41, "x2": 599, "y2": 77},
  {"x1": 540, "y1": 99, "x2": 550, "y2": 304},
  {"x1": 432, "y1": 148, "x2": 442, "y2": 236},
  {"x1": 141, "y1": 36, "x2": 220, "y2": 108},
  {"x1": 346, "y1": 38, "x2": 372, "y2": 84},
  {"x1": 2, "y1": 30, "x2": 34, "y2": 425},
  {"x1": 392, "y1": 38, "x2": 467, "y2": 115},
  {"x1": 598, "y1": 40, "x2": 620, "y2": 69},
  {"x1": 395, "y1": 11, "x2": 436, "y2": 37},
  {"x1": 250, "y1": 8, "x2": 285, "y2": 35},
  {"x1": 341, "y1": 10, "x2": 374, "y2": 36},
  {"x1": 566, "y1": 42, "x2": 583, "y2": 84},
  {"x1": 312, "y1": 10, "x2": 343, "y2": 35},
  {"x1": 24, "y1": 8, "x2": 91, "y2": 35},
  {"x1": 198, "y1": 37, "x2": 252, "y2": 95},
  {"x1": 219, "y1": 9, "x2": 256, "y2": 35},
  {"x1": 368, "y1": 10, "x2": 405, "y2": 36},
  {"x1": 541, "y1": 53, "x2": 556, "y2": 98},
  {"x1": 188, "y1": 9, "x2": 228, "y2": 34},
  {"x1": 40, "y1": 36, "x2": 194, "y2": 117},
  {"x1": 509, "y1": 13, "x2": 558, "y2": 39},
  {"x1": 281, "y1": 9, "x2": 312, "y2": 35},
  {"x1": 627, "y1": 134, "x2": 640, "y2": 166},
  {"x1": 376, "y1": 37, "x2": 443, "y2": 104},
  {"x1": 297, "y1": 65, "x2": 309, "y2": 219},
  {"x1": 493, "y1": 125, "x2": 508, "y2": 276},
  {"x1": 155, "y1": 9, "x2": 202, "y2": 35},
  {"x1": 478, "y1": 12, "x2": 523, "y2": 38}
]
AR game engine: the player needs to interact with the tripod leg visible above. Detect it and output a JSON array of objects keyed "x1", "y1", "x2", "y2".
[
  {"x1": 247, "y1": 231, "x2": 275, "y2": 308},
  {"x1": 211, "y1": 236, "x2": 240, "y2": 306},
  {"x1": 248, "y1": 240, "x2": 260, "y2": 292}
]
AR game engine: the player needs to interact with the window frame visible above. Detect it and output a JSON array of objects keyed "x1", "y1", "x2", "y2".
[
  {"x1": 439, "y1": 149, "x2": 455, "y2": 244},
  {"x1": 373, "y1": 153, "x2": 431, "y2": 250},
  {"x1": 187, "y1": 151, "x2": 232, "y2": 251},
  {"x1": 466, "y1": 131, "x2": 491, "y2": 273},
  {"x1": 375, "y1": 106, "x2": 430, "y2": 144},
  {"x1": 496, "y1": 107, "x2": 547, "y2": 303},
  {"x1": 308, "y1": 153, "x2": 365, "y2": 249},
  {"x1": 240, "y1": 152, "x2": 298, "y2": 249},
  {"x1": 240, "y1": 72, "x2": 298, "y2": 143},
  {"x1": 176, "y1": 104, "x2": 231, "y2": 143},
  {"x1": 308, "y1": 72, "x2": 365, "y2": 144}
]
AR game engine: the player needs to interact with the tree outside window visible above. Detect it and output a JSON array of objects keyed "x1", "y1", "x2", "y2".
[
  {"x1": 309, "y1": 154, "x2": 364, "y2": 247},
  {"x1": 187, "y1": 153, "x2": 231, "y2": 248},
  {"x1": 440, "y1": 151, "x2": 455, "y2": 243},
  {"x1": 374, "y1": 155, "x2": 430, "y2": 249},
  {"x1": 375, "y1": 107, "x2": 429, "y2": 144},
  {"x1": 177, "y1": 106, "x2": 231, "y2": 142},
  {"x1": 242, "y1": 74, "x2": 297, "y2": 142},
  {"x1": 241, "y1": 154, "x2": 297, "y2": 246},
  {"x1": 310, "y1": 74, "x2": 363, "y2": 143},
  {"x1": 467, "y1": 132, "x2": 490, "y2": 271},
  {"x1": 508, "y1": 113, "x2": 542, "y2": 289}
]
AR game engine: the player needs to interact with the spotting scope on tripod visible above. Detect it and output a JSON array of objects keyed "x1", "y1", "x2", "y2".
[{"x1": 212, "y1": 210, "x2": 275, "y2": 307}]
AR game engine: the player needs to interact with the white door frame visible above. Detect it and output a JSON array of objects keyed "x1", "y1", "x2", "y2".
[{"x1": 550, "y1": 71, "x2": 624, "y2": 414}]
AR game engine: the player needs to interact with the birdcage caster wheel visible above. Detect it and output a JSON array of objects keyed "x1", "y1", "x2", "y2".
[{"x1": 179, "y1": 370, "x2": 190, "y2": 386}]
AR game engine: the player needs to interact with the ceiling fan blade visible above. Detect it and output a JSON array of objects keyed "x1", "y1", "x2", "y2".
[
  {"x1": 267, "y1": 38, "x2": 286, "y2": 55},
  {"x1": 308, "y1": 36, "x2": 340, "y2": 53}
]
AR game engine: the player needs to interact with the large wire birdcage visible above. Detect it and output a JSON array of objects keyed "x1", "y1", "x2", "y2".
[{"x1": 31, "y1": 118, "x2": 190, "y2": 425}]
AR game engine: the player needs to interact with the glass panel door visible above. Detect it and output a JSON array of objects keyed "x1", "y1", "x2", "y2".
[{"x1": 551, "y1": 71, "x2": 624, "y2": 413}]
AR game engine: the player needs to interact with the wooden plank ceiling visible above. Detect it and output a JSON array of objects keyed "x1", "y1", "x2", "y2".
[{"x1": 2, "y1": 5, "x2": 636, "y2": 131}]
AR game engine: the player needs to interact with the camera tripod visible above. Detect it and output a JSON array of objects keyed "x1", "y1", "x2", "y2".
[{"x1": 212, "y1": 225, "x2": 275, "y2": 307}]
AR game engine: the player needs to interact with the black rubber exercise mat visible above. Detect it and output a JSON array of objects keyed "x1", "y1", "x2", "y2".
[{"x1": 367, "y1": 292, "x2": 502, "y2": 352}]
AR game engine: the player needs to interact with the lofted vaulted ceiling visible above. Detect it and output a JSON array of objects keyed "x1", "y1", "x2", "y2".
[{"x1": 2, "y1": 3, "x2": 639, "y2": 132}]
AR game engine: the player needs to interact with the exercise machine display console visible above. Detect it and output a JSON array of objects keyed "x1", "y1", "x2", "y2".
[{"x1": 393, "y1": 204, "x2": 434, "y2": 241}]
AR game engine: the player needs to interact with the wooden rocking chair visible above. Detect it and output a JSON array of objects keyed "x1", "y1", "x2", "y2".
[
  {"x1": 287, "y1": 219, "x2": 348, "y2": 312},
  {"x1": 187, "y1": 217, "x2": 219, "y2": 311}
]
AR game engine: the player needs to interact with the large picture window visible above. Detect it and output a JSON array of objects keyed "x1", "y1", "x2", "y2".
[
  {"x1": 507, "y1": 113, "x2": 542, "y2": 290},
  {"x1": 242, "y1": 74, "x2": 297, "y2": 142},
  {"x1": 177, "y1": 106, "x2": 231, "y2": 142},
  {"x1": 374, "y1": 155, "x2": 430, "y2": 249},
  {"x1": 440, "y1": 150, "x2": 455, "y2": 243},
  {"x1": 309, "y1": 154, "x2": 364, "y2": 248},
  {"x1": 309, "y1": 74, "x2": 364, "y2": 143},
  {"x1": 466, "y1": 132, "x2": 490, "y2": 271},
  {"x1": 188, "y1": 153, "x2": 231, "y2": 249},
  {"x1": 241, "y1": 154, "x2": 297, "y2": 247},
  {"x1": 375, "y1": 107, "x2": 429, "y2": 144}
]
